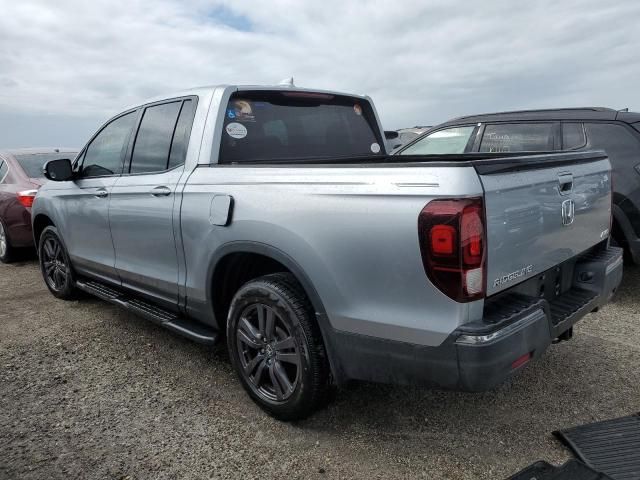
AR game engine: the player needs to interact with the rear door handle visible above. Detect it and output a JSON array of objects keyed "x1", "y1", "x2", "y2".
[
  {"x1": 150, "y1": 186, "x2": 172, "y2": 197},
  {"x1": 94, "y1": 188, "x2": 108, "y2": 198}
]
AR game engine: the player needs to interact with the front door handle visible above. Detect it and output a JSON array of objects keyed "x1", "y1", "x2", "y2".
[
  {"x1": 94, "y1": 188, "x2": 108, "y2": 198},
  {"x1": 150, "y1": 186, "x2": 172, "y2": 197}
]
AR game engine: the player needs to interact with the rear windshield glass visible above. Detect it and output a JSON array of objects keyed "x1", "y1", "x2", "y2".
[
  {"x1": 15, "y1": 153, "x2": 77, "y2": 178},
  {"x1": 219, "y1": 91, "x2": 384, "y2": 164}
]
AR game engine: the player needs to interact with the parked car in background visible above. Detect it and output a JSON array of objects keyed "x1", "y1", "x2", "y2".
[
  {"x1": 0, "y1": 148, "x2": 78, "y2": 262},
  {"x1": 396, "y1": 107, "x2": 640, "y2": 263},
  {"x1": 33, "y1": 87, "x2": 621, "y2": 420},
  {"x1": 387, "y1": 125, "x2": 431, "y2": 152}
]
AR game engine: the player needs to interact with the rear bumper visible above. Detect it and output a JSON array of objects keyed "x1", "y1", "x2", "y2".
[
  {"x1": 328, "y1": 245, "x2": 623, "y2": 390},
  {"x1": 455, "y1": 245, "x2": 623, "y2": 391},
  {"x1": 5, "y1": 207, "x2": 34, "y2": 248}
]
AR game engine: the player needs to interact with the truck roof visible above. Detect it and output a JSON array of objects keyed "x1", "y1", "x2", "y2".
[
  {"x1": 441, "y1": 107, "x2": 640, "y2": 125},
  {"x1": 132, "y1": 84, "x2": 371, "y2": 111}
]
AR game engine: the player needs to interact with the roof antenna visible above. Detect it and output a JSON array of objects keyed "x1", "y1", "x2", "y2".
[
  {"x1": 618, "y1": 108, "x2": 629, "y2": 112},
  {"x1": 279, "y1": 77, "x2": 295, "y2": 87}
]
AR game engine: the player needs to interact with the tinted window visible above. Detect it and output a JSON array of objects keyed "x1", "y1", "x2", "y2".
[
  {"x1": 562, "y1": 123, "x2": 586, "y2": 150},
  {"x1": 219, "y1": 92, "x2": 383, "y2": 163},
  {"x1": 168, "y1": 100, "x2": 195, "y2": 170},
  {"x1": 585, "y1": 123, "x2": 640, "y2": 166},
  {"x1": 15, "y1": 153, "x2": 77, "y2": 179},
  {"x1": 82, "y1": 112, "x2": 136, "y2": 177},
  {"x1": 479, "y1": 123, "x2": 554, "y2": 152},
  {"x1": 399, "y1": 126, "x2": 475, "y2": 155},
  {"x1": 130, "y1": 102, "x2": 182, "y2": 174},
  {"x1": 0, "y1": 161, "x2": 7, "y2": 182}
]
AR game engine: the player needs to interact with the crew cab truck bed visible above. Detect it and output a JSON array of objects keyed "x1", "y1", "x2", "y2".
[{"x1": 33, "y1": 85, "x2": 623, "y2": 420}]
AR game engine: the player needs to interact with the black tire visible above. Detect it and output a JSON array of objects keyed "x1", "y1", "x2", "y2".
[
  {"x1": 610, "y1": 235, "x2": 634, "y2": 265},
  {"x1": 227, "y1": 273, "x2": 331, "y2": 421},
  {"x1": 38, "y1": 226, "x2": 77, "y2": 299},
  {"x1": 0, "y1": 219, "x2": 15, "y2": 263}
]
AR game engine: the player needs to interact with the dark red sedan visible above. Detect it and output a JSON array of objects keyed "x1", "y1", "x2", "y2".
[{"x1": 0, "y1": 148, "x2": 78, "y2": 263}]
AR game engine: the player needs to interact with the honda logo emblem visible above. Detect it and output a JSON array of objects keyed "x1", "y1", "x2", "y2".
[{"x1": 562, "y1": 199, "x2": 575, "y2": 226}]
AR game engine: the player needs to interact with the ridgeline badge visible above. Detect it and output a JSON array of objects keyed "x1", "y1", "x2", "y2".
[{"x1": 494, "y1": 265, "x2": 534, "y2": 288}]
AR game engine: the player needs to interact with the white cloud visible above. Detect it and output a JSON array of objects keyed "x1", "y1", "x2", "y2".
[{"x1": 0, "y1": 0, "x2": 639, "y2": 147}]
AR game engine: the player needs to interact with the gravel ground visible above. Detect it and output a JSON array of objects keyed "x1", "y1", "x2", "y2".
[{"x1": 1, "y1": 259, "x2": 639, "y2": 480}]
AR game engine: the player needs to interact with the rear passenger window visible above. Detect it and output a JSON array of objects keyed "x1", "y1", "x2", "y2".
[
  {"x1": 562, "y1": 123, "x2": 586, "y2": 150},
  {"x1": 130, "y1": 102, "x2": 182, "y2": 174},
  {"x1": 479, "y1": 123, "x2": 554, "y2": 152},
  {"x1": 82, "y1": 112, "x2": 137, "y2": 178},
  {"x1": 168, "y1": 100, "x2": 196, "y2": 170}
]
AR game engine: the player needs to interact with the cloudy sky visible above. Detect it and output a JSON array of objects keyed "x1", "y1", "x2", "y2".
[{"x1": 0, "y1": 0, "x2": 639, "y2": 148}]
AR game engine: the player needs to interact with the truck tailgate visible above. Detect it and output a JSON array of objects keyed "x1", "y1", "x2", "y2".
[{"x1": 475, "y1": 151, "x2": 612, "y2": 296}]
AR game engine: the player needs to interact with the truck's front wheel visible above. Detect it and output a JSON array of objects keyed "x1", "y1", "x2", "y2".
[{"x1": 227, "y1": 273, "x2": 331, "y2": 421}]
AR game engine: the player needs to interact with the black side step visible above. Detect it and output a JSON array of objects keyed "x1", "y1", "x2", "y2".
[{"x1": 76, "y1": 279, "x2": 218, "y2": 345}]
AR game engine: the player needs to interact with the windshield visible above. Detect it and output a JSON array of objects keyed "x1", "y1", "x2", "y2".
[
  {"x1": 15, "y1": 153, "x2": 77, "y2": 178},
  {"x1": 219, "y1": 91, "x2": 384, "y2": 163},
  {"x1": 399, "y1": 126, "x2": 476, "y2": 155}
]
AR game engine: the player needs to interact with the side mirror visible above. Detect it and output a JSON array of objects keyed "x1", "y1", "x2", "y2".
[
  {"x1": 384, "y1": 130, "x2": 399, "y2": 140},
  {"x1": 44, "y1": 158, "x2": 74, "y2": 181}
]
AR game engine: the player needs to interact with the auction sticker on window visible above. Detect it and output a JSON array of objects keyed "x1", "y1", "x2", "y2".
[{"x1": 225, "y1": 122, "x2": 247, "y2": 139}]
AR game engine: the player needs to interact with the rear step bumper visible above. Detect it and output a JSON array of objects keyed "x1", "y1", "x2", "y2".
[
  {"x1": 327, "y1": 246, "x2": 623, "y2": 389},
  {"x1": 76, "y1": 280, "x2": 218, "y2": 345},
  {"x1": 454, "y1": 245, "x2": 623, "y2": 391}
]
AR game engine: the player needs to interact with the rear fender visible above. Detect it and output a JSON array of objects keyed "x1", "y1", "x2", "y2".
[{"x1": 204, "y1": 241, "x2": 344, "y2": 383}]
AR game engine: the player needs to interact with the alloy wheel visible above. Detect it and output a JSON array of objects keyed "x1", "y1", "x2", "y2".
[
  {"x1": 235, "y1": 303, "x2": 301, "y2": 402},
  {"x1": 41, "y1": 235, "x2": 68, "y2": 292}
]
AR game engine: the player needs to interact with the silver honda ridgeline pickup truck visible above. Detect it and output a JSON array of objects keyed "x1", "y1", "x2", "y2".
[{"x1": 33, "y1": 85, "x2": 623, "y2": 420}]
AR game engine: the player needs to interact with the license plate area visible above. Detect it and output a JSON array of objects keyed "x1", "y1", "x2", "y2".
[{"x1": 500, "y1": 256, "x2": 578, "y2": 304}]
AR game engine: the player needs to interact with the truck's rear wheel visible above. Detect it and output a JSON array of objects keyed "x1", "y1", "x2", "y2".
[
  {"x1": 227, "y1": 273, "x2": 330, "y2": 421},
  {"x1": 38, "y1": 226, "x2": 77, "y2": 300}
]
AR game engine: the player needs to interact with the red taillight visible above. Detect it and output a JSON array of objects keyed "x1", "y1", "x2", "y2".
[
  {"x1": 461, "y1": 204, "x2": 483, "y2": 265},
  {"x1": 430, "y1": 225, "x2": 456, "y2": 255},
  {"x1": 418, "y1": 197, "x2": 486, "y2": 302},
  {"x1": 16, "y1": 189, "x2": 38, "y2": 208}
]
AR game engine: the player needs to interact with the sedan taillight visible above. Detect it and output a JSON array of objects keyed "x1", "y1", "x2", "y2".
[
  {"x1": 418, "y1": 197, "x2": 486, "y2": 302},
  {"x1": 16, "y1": 189, "x2": 39, "y2": 208}
]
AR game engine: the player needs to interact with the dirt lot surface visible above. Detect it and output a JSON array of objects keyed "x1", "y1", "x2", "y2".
[{"x1": 1, "y1": 259, "x2": 639, "y2": 479}]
